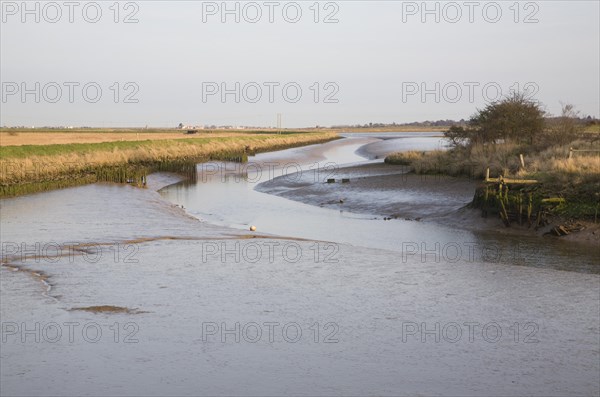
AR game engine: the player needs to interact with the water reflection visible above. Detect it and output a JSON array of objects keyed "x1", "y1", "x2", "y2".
[{"x1": 160, "y1": 133, "x2": 599, "y2": 273}]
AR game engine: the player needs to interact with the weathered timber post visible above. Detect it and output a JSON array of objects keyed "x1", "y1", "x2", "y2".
[
  {"x1": 519, "y1": 154, "x2": 525, "y2": 170},
  {"x1": 518, "y1": 193, "x2": 523, "y2": 226},
  {"x1": 527, "y1": 193, "x2": 533, "y2": 228}
]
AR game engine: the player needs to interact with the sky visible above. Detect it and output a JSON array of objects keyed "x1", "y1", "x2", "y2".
[{"x1": 1, "y1": 0, "x2": 599, "y2": 128}]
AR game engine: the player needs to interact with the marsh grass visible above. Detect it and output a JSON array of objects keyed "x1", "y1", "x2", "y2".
[
  {"x1": 0, "y1": 128, "x2": 333, "y2": 147},
  {"x1": 0, "y1": 132, "x2": 338, "y2": 197},
  {"x1": 385, "y1": 139, "x2": 600, "y2": 219}
]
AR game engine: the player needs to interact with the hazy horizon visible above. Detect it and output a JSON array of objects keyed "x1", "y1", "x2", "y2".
[{"x1": 1, "y1": 0, "x2": 599, "y2": 128}]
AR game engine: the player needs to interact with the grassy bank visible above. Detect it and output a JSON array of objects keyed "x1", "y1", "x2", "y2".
[
  {"x1": 0, "y1": 131, "x2": 339, "y2": 197},
  {"x1": 385, "y1": 138, "x2": 600, "y2": 220},
  {"x1": 0, "y1": 128, "x2": 339, "y2": 147},
  {"x1": 0, "y1": 126, "x2": 447, "y2": 147}
]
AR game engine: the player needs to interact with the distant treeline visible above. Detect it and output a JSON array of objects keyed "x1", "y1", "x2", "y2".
[{"x1": 333, "y1": 116, "x2": 599, "y2": 130}]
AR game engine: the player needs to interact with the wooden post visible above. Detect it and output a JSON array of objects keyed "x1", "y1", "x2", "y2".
[
  {"x1": 499, "y1": 199, "x2": 510, "y2": 227},
  {"x1": 568, "y1": 147, "x2": 573, "y2": 159},
  {"x1": 527, "y1": 193, "x2": 533, "y2": 228},
  {"x1": 519, "y1": 154, "x2": 525, "y2": 169},
  {"x1": 486, "y1": 168, "x2": 490, "y2": 181}
]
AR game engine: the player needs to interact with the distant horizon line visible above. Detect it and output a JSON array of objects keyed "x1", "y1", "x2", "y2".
[{"x1": 2, "y1": 115, "x2": 599, "y2": 131}]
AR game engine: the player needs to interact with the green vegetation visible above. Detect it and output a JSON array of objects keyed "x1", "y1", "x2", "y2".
[
  {"x1": 386, "y1": 94, "x2": 600, "y2": 220},
  {"x1": 0, "y1": 131, "x2": 339, "y2": 197}
]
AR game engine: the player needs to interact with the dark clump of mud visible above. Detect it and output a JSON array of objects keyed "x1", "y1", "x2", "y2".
[{"x1": 69, "y1": 305, "x2": 147, "y2": 314}]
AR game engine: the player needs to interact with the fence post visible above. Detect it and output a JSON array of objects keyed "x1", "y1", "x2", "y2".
[{"x1": 519, "y1": 154, "x2": 525, "y2": 169}]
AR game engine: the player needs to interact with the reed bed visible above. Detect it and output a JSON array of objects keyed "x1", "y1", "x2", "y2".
[
  {"x1": 0, "y1": 132, "x2": 338, "y2": 197},
  {"x1": 385, "y1": 139, "x2": 600, "y2": 219}
]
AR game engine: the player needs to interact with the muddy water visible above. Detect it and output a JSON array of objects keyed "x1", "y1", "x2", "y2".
[
  {"x1": 1, "y1": 133, "x2": 599, "y2": 396},
  {"x1": 160, "y1": 133, "x2": 599, "y2": 273}
]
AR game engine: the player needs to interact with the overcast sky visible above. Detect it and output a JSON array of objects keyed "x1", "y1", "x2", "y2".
[{"x1": 1, "y1": 0, "x2": 598, "y2": 128}]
